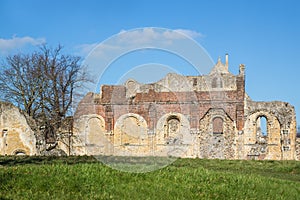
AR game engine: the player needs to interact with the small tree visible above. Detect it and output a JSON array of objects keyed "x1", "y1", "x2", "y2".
[{"x1": 0, "y1": 45, "x2": 90, "y2": 150}]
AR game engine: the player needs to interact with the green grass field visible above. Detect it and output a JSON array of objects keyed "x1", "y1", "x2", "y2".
[{"x1": 0, "y1": 156, "x2": 299, "y2": 199}]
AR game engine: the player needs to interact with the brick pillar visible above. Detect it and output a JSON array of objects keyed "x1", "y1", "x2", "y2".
[
  {"x1": 148, "y1": 103, "x2": 157, "y2": 133},
  {"x1": 236, "y1": 74, "x2": 245, "y2": 131},
  {"x1": 105, "y1": 105, "x2": 113, "y2": 132}
]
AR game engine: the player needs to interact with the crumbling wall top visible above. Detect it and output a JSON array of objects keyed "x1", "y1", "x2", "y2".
[{"x1": 245, "y1": 100, "x2": 296, "y2": 128}]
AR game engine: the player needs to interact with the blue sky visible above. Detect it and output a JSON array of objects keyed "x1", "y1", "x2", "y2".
[{"x1": 0, "y1": 0, "x2": 300, "y2": 125}]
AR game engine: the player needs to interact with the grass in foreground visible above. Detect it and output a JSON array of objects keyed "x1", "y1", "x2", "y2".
[{"x1": 0, "y1": 156, "x2": 299, "y2": 199}]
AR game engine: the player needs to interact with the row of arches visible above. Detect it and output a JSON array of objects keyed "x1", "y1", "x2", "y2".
[
  {"x1": 115, "y1": 114, "x2": 227, "y2": 136},
  {"x1": 74, "y1": 108, "x2": 295, "y2": 159},
  {"x1": 80, "y1": 111, "x2": 230, "y2": 155},
  {"x1": 113, "y1": 112, "x2": 191, "y2": 144},
  {"x1": 81, "y1": 112, "x2": 283, "y2": 141},
  {"x1": 80, "y1": 112, "x2": 191, "y2": 147},
  {"x1": 77, "y1": 112, "x2": 191, "y2": 156},
  {"x1": 82, "y1": 112, "x2": 229, "y2": 142}
]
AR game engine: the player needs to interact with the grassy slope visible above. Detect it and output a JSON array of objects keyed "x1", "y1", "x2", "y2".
[{"x1": 0, "y1": 156, "x2": 299, "y2": 200}]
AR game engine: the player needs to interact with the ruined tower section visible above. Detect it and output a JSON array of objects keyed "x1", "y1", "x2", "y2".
[{"x1": 243, "y1": 101, "x2": 297, "y2": 160}]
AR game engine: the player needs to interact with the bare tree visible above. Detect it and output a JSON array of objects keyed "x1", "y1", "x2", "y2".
[{"x1": 0, "y1": 44, "x2": 90, "y2": 150}]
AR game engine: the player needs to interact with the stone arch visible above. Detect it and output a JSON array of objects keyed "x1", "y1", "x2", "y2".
[
  {"x1": 244, "y1": 110, "x2": 281, "y2": 160},
  {"x1": 154, "y1": 112, "x2": 192, "y2": 157},
  {"x1": 156, "y1": 112, "x2": 190, "y2": 145},
  {"x1": 200, "y1": 108, "x2": 232, "y2": 135},
  {"x1": 198, "y1": 108, "x2": 235, "y2": 159},
  {"x1": 125, "y1": 79, "x2": 139, "y2": 98},
  {"x1": 86, "y1": 115, "x2": 109, "y2": 155},
  {"x1": 245, "y1": 111, "x2": 278, "y2": 140},
  {"x1": 166, "y1": 115, "x2": 180, "y2": 138},
  {"x1": 13, "y1": 149, "x2": 27, "y2": 155},
  {"x1": 86, "y1": 115, "x2": 106, "y2": 139},
  {"x1": 114, "y1": 113, "x2": 148, "y2": 147},
  {"x1": 72, "y1": 114, "x2": 110, "y2": 155}
]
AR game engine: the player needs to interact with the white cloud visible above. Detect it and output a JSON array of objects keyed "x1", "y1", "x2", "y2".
[
  {"x1": 0, "y1": 36, "x2": 46, "y2": 55},
  {"x1": 116, "y1": 28, "x2": 203, "y2": 45},
  {"x1": 75, "y1": 28, "x2": 212, "y2": 92},
  {"x1": 173, "y1": 29, "x2": 204, "y2": 39},
  {"x1": 116, "y1": 28, "x2": 161, "y2": 46},
  {"x1": 75, "y1": 43, "x2": 98, "y2": 56},
  {"x1": 76, "y1": 28, "x2": 204, "y2": 57},
  {"x1": 75, "y1": 43, "x2": 122, "y2": 58}
]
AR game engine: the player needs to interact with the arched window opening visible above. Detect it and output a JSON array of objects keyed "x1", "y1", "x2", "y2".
[
  {"x1": 213, "y1": 117, "x2": 223, "y2": 134},
  {"x1": 257, "y1": 116, "x2": 267, "y2": 137},
  {"x1": 212, "y1": 77, "x2": 223, "y2": 88},
  {"x1": 166, "y1": 116, "x2": 180, "y2": 138}
]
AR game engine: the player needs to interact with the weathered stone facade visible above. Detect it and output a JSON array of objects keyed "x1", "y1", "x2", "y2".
[
  {"x1": 70, "y1": 55, "x2": 299, "y2": 160},
  {"x1": 0, "y1": 102, "x2": 37, "y2": 155},
  {"x1": 0, "y1": 55, "x2": 298, "y2": 160}
]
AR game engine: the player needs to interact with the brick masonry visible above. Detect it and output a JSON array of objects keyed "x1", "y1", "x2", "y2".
[
  {"x1": 0, "y1": 56, "x2": 298, "y2": 159},
  {"x1": 70, "y1": 57, "x2": 298, "y2": 160}
]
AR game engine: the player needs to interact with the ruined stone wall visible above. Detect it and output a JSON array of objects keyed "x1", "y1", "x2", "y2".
[
  {"x1": 72, "y1": 68, "x2": 246, "y2": 158},
  {"x1": 1, "y1": 57, "x2": 297, "y2": 159},
  {"x1": 71, "y1": 114, "x2": 113, "y2": 156},
  {"x1": 243, "y1": 101, "x2": 297, "y2": 160},
  {"x1": 197, "y1": 108, "x2": 236, "y2": 159},
  {"x1": 296, "y1": 138, "x2": 300, "y2": 160},
  {"x1": 0, "y1": 102, "x2": 37, "y2": 155},
  {"x1": 75, "y1": 81, "x2": 245, "y2": 132},
  {"x1": 71, "y1": 60, "x2": 297, "y2": 160}
]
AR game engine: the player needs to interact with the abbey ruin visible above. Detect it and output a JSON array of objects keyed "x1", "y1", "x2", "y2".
[{"x1": 1, "y1": 55, "x2": 299, "y2": 160}]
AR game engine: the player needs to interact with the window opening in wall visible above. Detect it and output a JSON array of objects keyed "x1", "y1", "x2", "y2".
[
  {"x1": 212, "y1": 77, "x2": 223, "y2": 88},
  {"x1": 166, "y1": 116, "x2": 180, "y2": 138},
  {"x1": 45, "y1": 125, "x2": 56, "y2": 144},
  {"x1": 2, "y1": 129, "x2": 8, "y2": 137},
  {"x1": 257, "y1": 116, "x2": 267, "y2": 137},
  {"x1": 193, "y1": 78, "x2": 197, "y2": 86},
  {"x1": 213, "y1": 117, "x2": 223, "y2": 134},
  {"x1": 212, "y1": 77, "x2": 217, "y2": 88}
]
